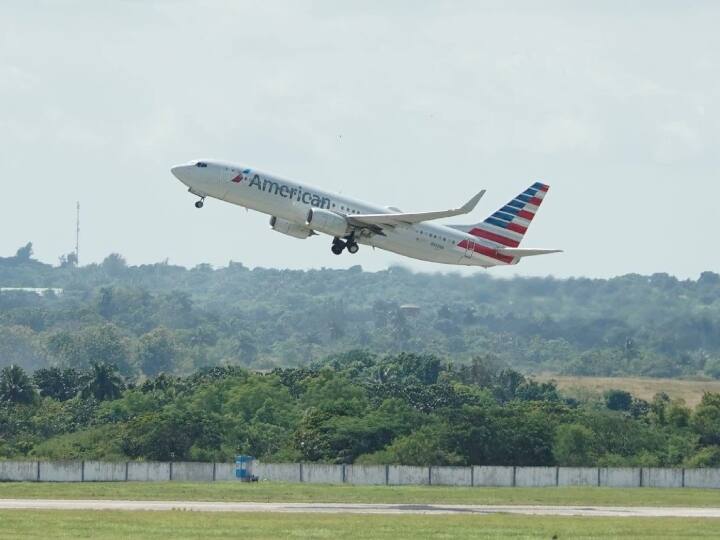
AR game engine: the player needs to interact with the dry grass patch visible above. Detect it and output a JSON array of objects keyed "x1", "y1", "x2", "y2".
[{"x1": 536, "y1": 374, "x2": 720, "y2": 406}]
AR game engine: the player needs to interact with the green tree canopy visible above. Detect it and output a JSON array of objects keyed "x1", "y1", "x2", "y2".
[
  {"x1": 80, "y1": 362, "x2": 124, "y2": 402},
  {"x1": 0, "y1": 364, "x2": 36, "y2": 404}
]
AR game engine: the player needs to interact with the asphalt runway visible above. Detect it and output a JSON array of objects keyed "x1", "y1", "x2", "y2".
[{"x1": 1, "y1": 500, "x2": 719, "y2": 517}]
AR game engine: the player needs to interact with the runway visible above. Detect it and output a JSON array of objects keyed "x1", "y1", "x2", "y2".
[{"x1": 1, "y1": 499, "x2": 719, "y2": 517}]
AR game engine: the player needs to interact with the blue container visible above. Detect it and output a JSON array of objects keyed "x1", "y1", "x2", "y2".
[{"x1": 235, "y1": 455, "x2": 255, "y2": 480}]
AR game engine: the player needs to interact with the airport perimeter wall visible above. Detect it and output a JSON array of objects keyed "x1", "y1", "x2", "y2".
[{"x1": 2, "y1": 461, "x2": 720, "y2": 488}]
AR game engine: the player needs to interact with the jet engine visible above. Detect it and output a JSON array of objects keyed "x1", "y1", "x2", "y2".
[
  {"x1": 269, "y1": 216, "x2": 314, "y2": 239},
  {"x1": 305, "y1": 208, "x2": 349, "y2": 237}
]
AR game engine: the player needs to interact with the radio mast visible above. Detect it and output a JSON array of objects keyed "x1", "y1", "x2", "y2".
[{"x1": 75, "y1": 201, "x2": 80, "y2": 267}]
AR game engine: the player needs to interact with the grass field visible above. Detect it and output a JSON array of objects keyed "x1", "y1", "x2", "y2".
[
  {"x1": 2, "y1": 482, "x2": 720, "y2": 507},
  {"x1": 0, "y1": 510, "x2": 718, "y2": 539},
  {"x1": 536, "y1": 374, "x2": 720, "y2": 406}
]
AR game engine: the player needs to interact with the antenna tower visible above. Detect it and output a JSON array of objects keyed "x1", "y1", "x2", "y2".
[{"x1": 75, "y1": 201, "x2": 80, "y2": 267}]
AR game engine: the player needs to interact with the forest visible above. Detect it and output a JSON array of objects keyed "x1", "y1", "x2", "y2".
[
  {"x1": 1, "y1": 243, "x2": 720, "y2": 466},
  {"x1": 1, "y1": 352, "x2": 719, "y2": 467},
  {"x1": 2, "y1": 243, "x2": 720, "y2": 379}
]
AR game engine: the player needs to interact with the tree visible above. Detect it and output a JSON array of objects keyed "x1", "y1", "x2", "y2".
[
  {"x1": 691, "y1": 393, "x2": 720, "y2": 445},
  {"x1": 0, "y1": 326, "x2": 46, "y2": 372},
  {"x1": 448, "y1": 404, "x2": 557, "y2": 466},
  {"x1": 358, "y1": 424, "x2": 463, "y2": 466},
  {"x1": 81, "y1": 362, "x2": 125, "y2": 401},
  {"x1": 58, "y1": 252, "x2": 78, "y2": 268},
  {"x1": 456, "y1": 355, "x2": 503, "y2": 387},
  {"x1": 685, "y1": 446, "x2": 720, "y2": 468},
  {"x1": 554, "y1": 424, "x2": 597, "y2": 466},
  {"x1": 605, "y1": 389, "x2": 633, "y2": 411},
  {"x1": 705, "y1": 357, "x2": 720, "y2": 379},
  {"x1": 0, "y1": 365, "x2": 36, "y2": 404},
  {"x1": 97, "y1": 287, "x2": 116, "y2": 319},
  {"x1": 33, "y1": 367, "x2": 81, "y2": 401},
  {"x1": 667, "y1": 400, "x2": 691, "y2": 428},
  {"x1": 493, "y1": 369, "x2": 526, "y2": 403},
  {"x1": 77, "y1": 324, "x2": 132, "y2": 374},
  {"x1": 138, "y1": 327, "x2": 176, "y2": 376},
  {"x1": 121, "y1": 408, "x2": 201, "y2": 461},
  {"x1": 15, "y1": 242, "x2": 33, "y2": 261},
  {"x1": 650, "y1": 392, "x2": 671, "y2": 424},
  {"x1": 377, "y1": 353, "x2": 442, "y2": 385},
  {"x1": 102, "y1": 253, "x2": 127, "y2": 277}
]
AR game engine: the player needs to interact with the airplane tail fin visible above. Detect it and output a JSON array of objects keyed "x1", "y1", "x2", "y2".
[{"x1": 451, "y1": 181, "x2": 550, "y2": 248}]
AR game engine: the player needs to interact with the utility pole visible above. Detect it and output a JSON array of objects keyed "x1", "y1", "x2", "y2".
[{"x1": 75, "y1": 201, "x2": 80, "y2": 267}]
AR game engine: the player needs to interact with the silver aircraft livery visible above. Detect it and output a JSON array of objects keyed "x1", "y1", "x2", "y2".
[{"x1": 171, "y1": 160, "x2": 561, "y2": 267}]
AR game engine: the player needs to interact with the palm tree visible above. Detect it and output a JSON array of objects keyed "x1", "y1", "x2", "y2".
[
  {"x1": 0, "y1": 364, "x2": 37, "y2": 404},
  {"x1": 81, "y1": 362, "x2": 125, "y2": 401}
]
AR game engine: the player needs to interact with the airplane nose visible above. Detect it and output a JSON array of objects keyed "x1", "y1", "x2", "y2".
[{"x1": 171, "y1": 164, "x2": 187, "y2": 183}]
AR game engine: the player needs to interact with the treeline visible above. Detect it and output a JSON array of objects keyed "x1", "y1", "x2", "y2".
[
  {"x1": 1, "y1": 352, "x2": 720, "y2": 467},
  {"x1": 2, "y1": 244, "x2": 720, "y2": 378}
]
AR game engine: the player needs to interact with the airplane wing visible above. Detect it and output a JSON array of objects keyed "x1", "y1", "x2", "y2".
[{"x1": 348, "y1": 190, "x2": 486, "y2": 228}]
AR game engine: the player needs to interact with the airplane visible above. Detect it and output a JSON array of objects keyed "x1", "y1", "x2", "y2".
[{"x1": 170, "y1": 160, "x2": 561, "y2": 267}]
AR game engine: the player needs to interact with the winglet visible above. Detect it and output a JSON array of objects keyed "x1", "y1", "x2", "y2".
[{"x1": 460, "y1": 190, "x2": 486, "y2": 214}]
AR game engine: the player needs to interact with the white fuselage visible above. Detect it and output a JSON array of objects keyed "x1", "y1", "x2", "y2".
[{"x1": 171, "y1": 160, "x2": 511, "y2": 267}]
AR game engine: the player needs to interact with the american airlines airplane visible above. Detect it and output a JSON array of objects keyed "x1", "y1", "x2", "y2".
[{"x1": 171, "y1": 160, "x2": 561, "y2": 267}]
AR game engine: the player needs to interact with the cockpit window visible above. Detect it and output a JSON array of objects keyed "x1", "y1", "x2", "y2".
[{"x1": 196, "y1": 162, "x2": 208, "y2": 168}]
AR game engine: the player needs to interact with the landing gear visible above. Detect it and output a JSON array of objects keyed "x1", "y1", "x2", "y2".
[
  {"x1": 194, "y1": 198, "x2": 205, "y2": 209},
  {"x1": 345, "y1": 231, "x2": 359, "y2": 254},
  {"x1": 330, "y1": 234, "x2": 359, "y2": 255},
  {"x1": 331, "y1": 238, "x2": 345, "y2": 255}
]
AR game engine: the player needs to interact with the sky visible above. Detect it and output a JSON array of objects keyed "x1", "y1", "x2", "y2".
[{"x1": 1, "y1": 1, "x2": 718, "y2": 279}]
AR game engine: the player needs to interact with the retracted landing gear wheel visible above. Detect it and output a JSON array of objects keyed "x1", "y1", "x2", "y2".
[
  {"x1": 347, "y1": 242, "x2": 359, "y2": 254},
  {"x1": 195, "y1": 199, "x2": 204, "y2": 209}
]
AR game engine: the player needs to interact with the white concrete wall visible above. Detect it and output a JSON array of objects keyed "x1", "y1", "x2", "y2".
[
  {"x1": 684, "y1": 468, "x2": 720, "y2": 489},
  {"x1": 430, "y1": 466, "x2": 472, "y2": 486},
  {"x1": 599, "y1": 468, "x2": 640, "y2": 488},
  {"x1": 514, "y1": 466, "x2": 557, "y2": 487},
  {"x1": 5, "y1": 460, "x2": 719, "y2": 488},
  {"x1": 83, "y1": 461, "x2": 126, "y2": 482},
  {"x1": 558, "y1": 467, "x2": 598, "y2": 486},
  {"x1": 642, "y1": 468, "x2": 683, "y2": 488},
  {"x1": 388, "y1": 465, "x2": 429, "y2": 485},
  {"x1": 0, "y1": 461, "x2": 38, "y2": 481},
  {"x1": 253, "y1": 462, "x2": 301, "y2": 482},
  {"x1": 473, "y1": 466, "x2": 514, "y2": 487},
  {"x1": 344, "y1": 465, "x2": 386, "y2": 485},
  {"x1": 214, "y1": 463, "x2": 236, "y2": 481},
  {"x1": 126, "y1": 461, "x2": 171, "y2": 482},
  {"x1": 39, "y1": 461, "x2": 83, "y2": 482},
  {"x1": 302, "y1": 463, "x2": 344, "y2": 484},
  {"x1": 171, "y1": 461, "x2": 214, "y2": 482}
]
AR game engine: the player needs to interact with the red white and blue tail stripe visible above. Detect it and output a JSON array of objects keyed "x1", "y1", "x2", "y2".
[
  {"x1": 451, "y1": 182, "x2": 551, "y2": 264},
  {"x1": 468, "y1": 182, "x2": 549, "y2": 248}
]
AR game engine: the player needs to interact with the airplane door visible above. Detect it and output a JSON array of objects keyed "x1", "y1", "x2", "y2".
[
  {"x1": 218, "y1": 167, "x2": 234, "y2": 200},
  {"x1": 464, "y1": 239, "x2": 474, "y2": 258}
]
